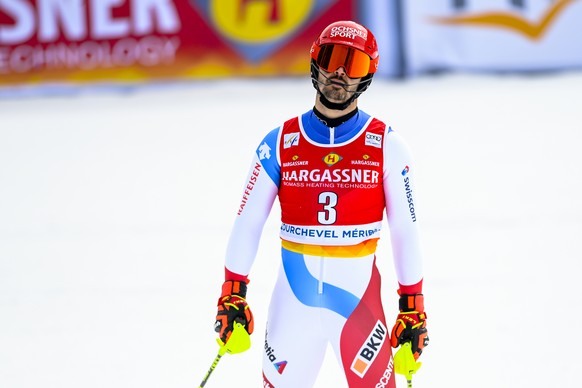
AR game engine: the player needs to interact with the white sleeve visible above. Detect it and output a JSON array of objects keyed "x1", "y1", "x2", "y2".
[
  {"x1": 224, "y1": 153, "x2": 278, "y2": 276},
  {"x1": 383, "y1": 130, "x2": 424, "y2": 287}
]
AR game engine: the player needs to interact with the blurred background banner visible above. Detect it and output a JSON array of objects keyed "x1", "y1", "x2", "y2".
[
  {"x1": 0, "y1": 0, "x2": 358, "y2": 87},
  {"x1": 402, "y1": 0, "x2": 582, "y2": 75},
  {"x1": 359, "y1": 0, "x2": 404, "y2": 78},
  {"x1": 2, "y1": 0, "x2": 581, "y2": 92}
]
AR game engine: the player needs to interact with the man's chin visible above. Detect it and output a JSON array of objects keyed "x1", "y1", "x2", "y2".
[{"x1": 323, "y1": 93, "x2": 348, "y2": 103}]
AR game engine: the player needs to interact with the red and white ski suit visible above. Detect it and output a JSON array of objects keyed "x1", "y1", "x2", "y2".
[{"x1": 224, "y1": 109, "x2": 424, "y2": 387}]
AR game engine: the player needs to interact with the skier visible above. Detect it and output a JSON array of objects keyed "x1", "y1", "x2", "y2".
[{"x1": 213, "y1": 20, "x2": 429, "y2": 387}]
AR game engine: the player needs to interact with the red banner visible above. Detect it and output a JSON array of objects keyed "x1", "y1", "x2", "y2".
[{"x1": 0, "y1": 0, "x2": 356, "y2": 87}]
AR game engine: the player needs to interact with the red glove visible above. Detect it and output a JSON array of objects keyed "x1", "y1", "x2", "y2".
[
  {"x1": 214, "y1": 280, "x2": 254, "y2": 343},
  {"x1": 390, "y1": 293, "x2": 429, "y2": 360}
]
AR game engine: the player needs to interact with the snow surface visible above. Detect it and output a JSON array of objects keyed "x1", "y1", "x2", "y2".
[{"x1": 1, "y1": 72, "x2": 581, "y2": 388}]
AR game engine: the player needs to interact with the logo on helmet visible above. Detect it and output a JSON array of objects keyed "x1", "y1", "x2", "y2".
[{"x1": 329, "y1": 26, "x2": 368, "y2": 40}]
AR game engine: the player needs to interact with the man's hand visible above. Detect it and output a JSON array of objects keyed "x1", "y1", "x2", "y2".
[
  {"x1": 215, "y1": 280, "x2": 254, "y2": 343},
  {"x1": 390, "y1": 293, "x2": 429, "y2": 360}
]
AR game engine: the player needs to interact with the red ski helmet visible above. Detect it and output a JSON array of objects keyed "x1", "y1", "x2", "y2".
[{"x1": 310, "y1": 20, "x2": 379, "y2": 78}]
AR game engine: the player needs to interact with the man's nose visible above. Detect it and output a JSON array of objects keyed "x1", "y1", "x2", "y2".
[{"x1": 334, "y1": 66, "x2": 347, "y2": 77}]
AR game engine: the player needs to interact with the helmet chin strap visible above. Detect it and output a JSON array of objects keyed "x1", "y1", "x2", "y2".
[{"x1": 310, "y1": 61, "x2": 372, "y2": 111}]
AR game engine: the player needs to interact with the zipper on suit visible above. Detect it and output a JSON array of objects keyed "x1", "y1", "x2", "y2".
[{"x1": 318, "y1": 257, "x2": 324, "y2": 294}]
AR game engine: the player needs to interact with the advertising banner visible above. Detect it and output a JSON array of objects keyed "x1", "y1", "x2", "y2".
[
  {"x1": 359, "y1": 0, "x2": 403, "y2": 78},
  {"x1": 0, "y1": 0, "x2": 358, "y2": 87},
  {"x1": 402, "y1": 0, "x2": 582, "y2": 75}
]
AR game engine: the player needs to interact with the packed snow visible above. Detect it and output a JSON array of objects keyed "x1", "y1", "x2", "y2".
[{"x1": 1, "y1": 71, "x2": 581, "y2": 387}]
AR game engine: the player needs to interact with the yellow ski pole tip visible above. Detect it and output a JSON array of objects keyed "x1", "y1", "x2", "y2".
[
  {"x1": 394, "y1": 342, "x2": 421, "y2": 380},
  {"x1": 217, "y1": 322, "x2": 251, "y2": 355}
]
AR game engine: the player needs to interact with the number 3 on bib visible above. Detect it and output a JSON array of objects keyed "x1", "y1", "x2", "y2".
[{"x1": 317, "y1": 191, "x2": 338, "y2": 225}]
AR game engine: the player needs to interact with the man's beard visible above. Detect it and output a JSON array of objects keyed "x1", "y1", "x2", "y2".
[{"x1": 320, "y1": 79, "x2": 353, "y2": 103}]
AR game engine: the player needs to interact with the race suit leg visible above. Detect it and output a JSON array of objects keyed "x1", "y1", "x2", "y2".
[
  {"x1": 262, "y1": 260, "x2": 328, "y2": 387},
  {"x1": 262, "y1": 245, "x2": 395, "y2": 388}
]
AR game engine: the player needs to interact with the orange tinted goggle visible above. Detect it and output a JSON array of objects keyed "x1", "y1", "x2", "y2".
[{"x1": 315, "y1": 44, "x2": 372, "y2": 78}]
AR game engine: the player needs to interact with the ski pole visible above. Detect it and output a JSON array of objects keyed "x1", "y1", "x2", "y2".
[
  {"x1": 199, "y1": 348, "x2": 226, "y2": 387},
  {"x1": 198, "y1": 321, "x2": 251, "y2": 387},
  {"x1": 394, "y1": 342, "x2": 421, "y2": 388}
]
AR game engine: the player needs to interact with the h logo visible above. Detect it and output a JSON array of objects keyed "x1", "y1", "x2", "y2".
[
  {"x1": 238, "y1": 0, "x2": 280, "y2": 22},
  {"x1": 323, "y1": 152, "x2": 342, "y2": 167}
]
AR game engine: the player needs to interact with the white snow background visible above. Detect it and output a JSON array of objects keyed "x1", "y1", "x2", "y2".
[{"x1": 1, "y1": 72, "x2": 581, "y2": 388}]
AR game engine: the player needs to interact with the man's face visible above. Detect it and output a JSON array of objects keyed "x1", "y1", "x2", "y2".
[{"x1": 317, "y1": 67, "x2": 361, "y2": 104}]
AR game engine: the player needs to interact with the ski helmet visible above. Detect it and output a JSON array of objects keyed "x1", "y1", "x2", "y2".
[{"x1": 310, "y1": 21, "x2": 379, "y2": 109}]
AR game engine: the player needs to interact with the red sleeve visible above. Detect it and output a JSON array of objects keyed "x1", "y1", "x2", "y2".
[
  {"x1": 398, "y1": 279, "x2": 423, "y2": 295},
  {"x1": 225, "y1": 267, "x2": 248, "y2": 282}
]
